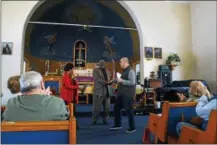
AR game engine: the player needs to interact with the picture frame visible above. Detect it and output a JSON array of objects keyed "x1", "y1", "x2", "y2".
[
  {"x1": 154, "y1": 47, "x2": 162, "y2": 59},
  {"x1": 145, "y1": 47, "x2": 153, "y2": 59},
  {"x1": 1, "y1": 42, "x2": 13, "y2": 55}
]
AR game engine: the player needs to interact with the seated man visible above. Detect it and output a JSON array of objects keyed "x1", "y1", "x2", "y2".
[
  {"x1": 2, "y1": 71, "x2": 69, "y2": 121},
  {"x1": 176, "y1": 82, "x2": 217, "y2": 136}
]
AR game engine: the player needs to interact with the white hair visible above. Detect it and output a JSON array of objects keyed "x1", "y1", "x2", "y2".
[
  {"x1": 19, "y1": 71, "x2": 43, "y2": 92},
  {"x1": 121, "y1": 57, "x2": 129, "y2": 64}
]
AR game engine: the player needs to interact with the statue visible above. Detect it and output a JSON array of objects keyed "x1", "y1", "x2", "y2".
[{"x1": 45, "y1": 60, "x2": 50, "y2": 76}]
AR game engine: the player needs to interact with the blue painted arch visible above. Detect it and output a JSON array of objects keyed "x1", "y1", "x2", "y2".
[{"x1": 26, "y1": 0, "x2": 139, "y2": 62}]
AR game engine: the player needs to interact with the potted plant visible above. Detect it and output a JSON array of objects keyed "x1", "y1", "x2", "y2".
[{"x1": 166, "y1": 53, "x2": 181, "y2": 70}]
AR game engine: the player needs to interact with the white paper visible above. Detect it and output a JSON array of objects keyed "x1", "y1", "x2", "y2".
[{"x1": 116, "y1": 72, "x2": 121, "y2": 79}]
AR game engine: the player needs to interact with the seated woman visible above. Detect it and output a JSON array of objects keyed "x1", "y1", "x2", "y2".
[
  {"x1": 164, "y1": 81, "x2": 205, "y2": 102},
  {"x1": 178, "y1": 81, "x2": 205, "y2": 102},
  {"x1": 176, "y1": 82, "x2": 216, "y2": 136},
  {"x1": 1, "y1": 76, "x2": 21, "y2": 106},
  {"x1": 2, "y1": 71, "x2": 69, "y2": 121}
]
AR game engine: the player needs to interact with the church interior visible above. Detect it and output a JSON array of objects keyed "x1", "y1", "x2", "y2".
[{"x1": 1, "y1": 0, "x2": 217, "y2": 144}]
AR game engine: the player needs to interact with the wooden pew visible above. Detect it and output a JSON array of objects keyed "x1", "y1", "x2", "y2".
[
  {"x1": 147, "y1": 101, "x2": 197, "y2": 143},
  {"x1": 1, "y1": 104, "x2": 76, "y2": 144},
  {"x1": 176, "y1": 110, "x2": 217, "y2": 144}
]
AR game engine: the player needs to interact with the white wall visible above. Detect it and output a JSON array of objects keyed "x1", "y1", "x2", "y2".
[
  {"x1": 1, "y1": 1, "x2": 38, "y2": 93},
  {"x1": 190, "y1": 1, "x2": 217, "y2": 93},
  {"x1": 1, "y1": 1, "x2": 194, "y2": 93},
  {"x1": 0, "y1": 1, "x2": 2, "y2": 96},
  {"x1": 125, "y1": 1, "x2": 193, "y2": 80}
]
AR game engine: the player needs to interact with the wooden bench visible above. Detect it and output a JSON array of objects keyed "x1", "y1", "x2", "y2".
[
  {"x1": 176, "y1": 110, "x2": 217, "y2": 144},
  {"x1": 1, "y1": 104, "x2": 76, "y2": 144},
  {"x1": 147, "y1": 101, "x2": 197, "y2": 143}
]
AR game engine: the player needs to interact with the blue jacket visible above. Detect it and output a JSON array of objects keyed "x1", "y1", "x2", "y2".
[
  {"x1": 196, "y1": 95, "x2": 217, "y2": 130},
  {"x1": 196, "y1": 95, "x2": 217, "y2": 121}
]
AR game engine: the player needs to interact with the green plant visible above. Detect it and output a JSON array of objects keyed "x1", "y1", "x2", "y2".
[{"x1": 166, "y1": 53, "x2": 181, "y2": 65}]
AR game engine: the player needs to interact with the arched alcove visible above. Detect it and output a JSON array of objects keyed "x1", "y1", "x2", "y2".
[{"x1": 21, "y1": 0, "x2": 144, "y2": 83}]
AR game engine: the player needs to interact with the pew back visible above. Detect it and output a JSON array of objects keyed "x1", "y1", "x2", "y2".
[
  {"x1": 167, "y1": 103, "x2": 197, "y2": 136},
  {"x1": 1, "y1": 104, "x2": 76, "y2": 144},
  {"x1": 157, "y1": 102, "x2": 197, "y2": 142},
  {"x1": 178, "y1": 110, "x2": 217, "y2": 144}
]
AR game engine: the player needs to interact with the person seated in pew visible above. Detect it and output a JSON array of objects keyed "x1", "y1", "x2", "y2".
[
  {"x1": 2, "y1": 71, "x2": 69, "y2": 122},
  {"x1": 164, "y1": 81, "x2": 205, "y2": 103},
  {"x1": 1, "y1": 76, "x2": 21, "y2": 106},
  {"x1": 176, "y1": 82, "x2": 216, "y2": 136},
  {"x1": 177, "y1": 81, "x2": 206, "y2": 102}
]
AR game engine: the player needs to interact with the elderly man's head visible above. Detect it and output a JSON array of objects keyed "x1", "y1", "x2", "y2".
[
  {"x1": 19, "y1": 71, "x2": 44, "y2": 94},
  {"x1": 98, "y1": 60, "x2": 105, "y2": 68},
  {"x1": 120, "y1": 57, "x2": 129, "y2": 69}
]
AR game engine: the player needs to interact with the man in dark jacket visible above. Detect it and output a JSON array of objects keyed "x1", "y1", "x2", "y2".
[{"x1": 110, "y1": 57, "x2": 136, "y2": 133}]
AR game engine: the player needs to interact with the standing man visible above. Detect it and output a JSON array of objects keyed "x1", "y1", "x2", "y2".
[
  {"x1": 92, "y1": 60, "x2": 111, "y2": 125},
  {"x1": 110, "y1": 57, "x2": 136, "y2": 133}
]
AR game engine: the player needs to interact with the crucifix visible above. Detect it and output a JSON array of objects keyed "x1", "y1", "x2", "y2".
[
  {"x1": 74, "y1": 40, "x2": 87, "y2": 68},
  {"x1": 78, "y1": 43, "x2": 83, "y2": 60}
]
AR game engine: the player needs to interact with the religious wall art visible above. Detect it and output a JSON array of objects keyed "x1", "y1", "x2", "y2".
[
  {"x1": 154, "y1": 47, "x2": 162, "y2": 59},
  {"x1": 44, "y1": 33, "x2": 57, "y2": 56},
  {"x1": 1, "y1": 42, "x2": 13, "y2": 55},
  {"x1": 103, "y1": 36, "x2": 116, "y2": 59},
  {"x1": 145, "y1": 47, "x2": 153, "y2": 59},
  {"x1": 74, "y1": 40, "x2": 87, "y2": 68}
]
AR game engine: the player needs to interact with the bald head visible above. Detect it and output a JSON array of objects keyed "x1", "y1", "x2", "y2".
[{"x1": 120, "y1": 57, "x2": 130, "y2": 69}]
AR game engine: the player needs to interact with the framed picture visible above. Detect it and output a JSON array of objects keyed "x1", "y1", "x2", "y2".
[
  {"x1": 154, "y1": 47, "x2": 162, "y2": 59},
  {"x1": 1, "y1": 42, "x2": 13, "y2": 55},
  {"x1": 145, "y1": 47, "x2": 153, "y2": 59}
]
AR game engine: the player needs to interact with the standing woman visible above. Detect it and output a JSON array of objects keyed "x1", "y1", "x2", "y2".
[{"x1": 60, "y1": 63, "x2": 79, "y2": 128}]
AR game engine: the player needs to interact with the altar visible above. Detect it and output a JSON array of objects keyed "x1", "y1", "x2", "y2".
[
  {"x1": 25, "y1": 36, "x2": 140, "y2": 104},
  {"x1": 43, "y1": 69, "x2": 94, "y2": 104}
]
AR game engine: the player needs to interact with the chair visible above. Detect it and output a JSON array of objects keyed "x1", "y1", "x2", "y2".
[
  {"x1": 1, "y1": 104, "x2": 76, "y2": 144},
  {"x1": 146, "y1": 101, "x2": 197, "y2": 143},
  {"x1": 44, "y1": 76, "x2": 62, "y2": 95},
  {"x1": 176, "y1": 110, "x2": 217, "y2": 144}
]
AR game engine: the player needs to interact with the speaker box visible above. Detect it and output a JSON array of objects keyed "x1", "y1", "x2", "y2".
[{"x1": 158, "y1": 70, "x2": 172, "y2": 87}]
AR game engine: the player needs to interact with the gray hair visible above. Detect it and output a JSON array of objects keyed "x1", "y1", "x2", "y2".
[
  {"x1": 98, "y1": 60, "x2": 105, "y2": 68},
  {"x1": 121, "y1": 57, "x2": 129, "y2": 64},
  {"x1": 19, "y1": 71, "x2": 43, "y2": 93}
]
